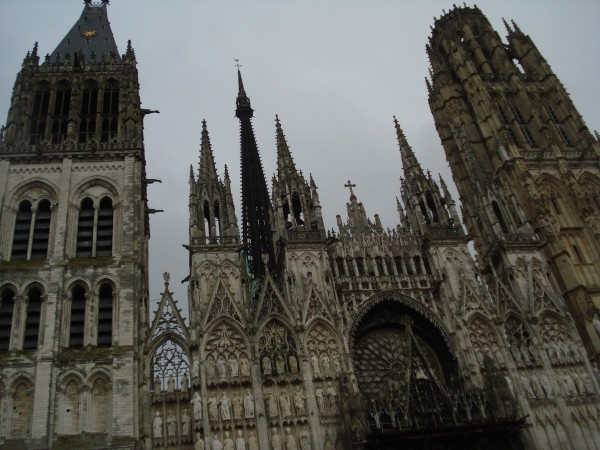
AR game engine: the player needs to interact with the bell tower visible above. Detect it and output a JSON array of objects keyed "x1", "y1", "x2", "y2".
[
  {"x1": 0, "y1": 1, "x2": 151, "y2": 447},
  {"x1": 427, "y1": 5, "x2": 600, "y2": 358}
]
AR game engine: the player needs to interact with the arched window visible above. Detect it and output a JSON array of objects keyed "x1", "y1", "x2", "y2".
[
  {"x1": 11, "y1": 200, "x2": 32, "y2": 260},
  {"x1": 79, "y1": 80, "x2": 98, "y2": 143},
  {"x1": 23, "y1": 287, "x2": 42, "y2": 350},
  {"x1": 11, "y1": 381, "x2": 33, "y2": 438},
  {"x1": 52, "y1": 81, "x2": 71, "y2": 143},
  {"x1": 76, "y1": 196, "x2": 114, "y2": 258},
  {"x1": 76, "y1": 197, "x2": 94, "y2": 257},
  {"x1": 69, "y1": 285, "x2": 86, "y2": 348},
  {"x1": 31, "y1": 199, "x2": 51, "y2": 260},
  {"x1": 97, "y1": 284, "x2": 113, "y2": 347},
  {"x1": 96, "y1": 197, "x2": 113, "y2": 256},
  {"x1": 291, "y1": 192, "x2": 304, "y2": 226},
  {"x1": 0, "y1": 288, "x2": 15, "y2": 351},
  {"x1": 100, "y1": 80, "x2": 119, "y2": 142},
  {"x1": 29, "y1": 82, "x2": 50, "y2": 144},
  {"x1": 425, "y1": 191, "x2": 439, "y2": 223},
  {"x1": 11, "y1": 199, "x2": 51, "y2": 261}
]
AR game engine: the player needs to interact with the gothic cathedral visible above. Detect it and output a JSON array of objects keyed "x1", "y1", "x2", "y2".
[{"x1": 0, "y1": 3, "x2": 599, "y2": 450}]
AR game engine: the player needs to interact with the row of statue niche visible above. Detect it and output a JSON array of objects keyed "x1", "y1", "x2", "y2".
[
  {"x1": 194, "y1": 430, "x2": 260, "y2": 450},
  {"x1": 265, "y1": 386, "x2": 307, "y2": 420},
  {"x1": 207, "y1": 354, "x2": 251, "y2": 380},
  {"x1": 271, "y1": 427, "x2": 312, "y2": 450},
  {"x1": 521, "y1": 371, "x2": 595, "y2": 400},
  {"x1": 197, "y1": 390, "x2": 256, "y2": 423},
  {"x1": 154, "y1": 373, "x2": 190, "y2": 398},
  {"x1": 153, "y1": 409, "x2": 192, "y2": 444},
  {"x1": 544, "y1": 341, "x2": 581, "y2": 366},
  {"x1": 310, "y1": 352, "x2": 342, "y2": 379},
  {"x1": 262, "y1": 353, "x2": 299, "y2": 376},
  {"x1": 315, "y1": 382, "x2": 338, "y2": 414}
]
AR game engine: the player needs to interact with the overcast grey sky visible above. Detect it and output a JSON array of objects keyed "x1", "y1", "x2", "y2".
[{"x1": 1, "y1": 1, "x2": 599, "y2": 316}]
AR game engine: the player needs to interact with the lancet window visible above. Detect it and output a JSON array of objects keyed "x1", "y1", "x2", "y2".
[
  {"x1": 23, "y1": 286, "x2": 43, "y2": 350},
  {"x1": 97, "y1": 283, "x2": 113, "y2": 347},
  {"x1": 76, "y1": 196, "x2": 114, "y2": 258},
  {"x1": 100, "y1": 80, "x2": 119, "y2": 142},
  {"x1": 79, "y1": 80, "x2": 99, "y2": 143},
  {"x1": 28, "y1": 81, "x2": 50, "y2": 144},
  {"x1": 51, "y1": 81, "x2": 71, "y2": 143},
  {"x1": 0, "y1": 287, "x2": 15, "y2": 351},
  {"x1": 11, "y1": 198, "x2": 52, "y2": 261},
  {"x1": 68, "y1": 284, "x2": 86, "y2": 348}
]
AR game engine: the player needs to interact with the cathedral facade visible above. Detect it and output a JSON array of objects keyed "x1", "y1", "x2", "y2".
[{"x1": 0, "y1": 2, "x2": 600, "y2": 450}]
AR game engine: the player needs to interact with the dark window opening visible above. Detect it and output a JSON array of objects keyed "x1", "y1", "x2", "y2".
[
  {"x1": 76, "y1": 198, "x2": 94, "y2": 257},
  {"x1": 96, "y1": 197, "x2": 113, "y2": 256},
  {"x1": 291, "y1": 192, "x2": 304, "y2": 226},
  {"x1": 356, "y1": 257, "x2": 365, "y2": 276},
  {"x1": 97, "y1": 284, "x2": 113, "y2": 347},
  {"x1": 419, "y1": 200, "x2": 430, "y2": 224},
  {"x1": 69, "y1": 285, "x2": 86, "y2": 348},
  {"x1": 23, "y1": 287, "x2": 42, "y2": 350},
  {"x1": 52, "y1": 82, "x2": 71, "y2": 144},
  {"x1": 11, "y1": 201, "x2": 32, "y2": 260},
  {"x1": 203, "y1": 200, "x2": 211, "y2": 237},
  {"x1": 0, "y1": 289, "x2": 15, "y2": 351},
  {"x1": 29, "y1": 83, "x2": 50, "y2": 144},
  {"x1": 413, "y1": 256, "x2": 423, "y2": 275},
  {"x1": 213, "y1": 201, "x2": 221, "y2": 238},
  {"x1": 520, "y1": 125, "x2": 536, "y2": 147},
  {"x1": 394, "y1": 256, "x2": 404, "y2": 275},
  {"x1": 492, "y1": 201, "x2": 509, "y2": 234},
  {"x1": 555, "y1": 125, "x2": 571, "y2": 146},
  {"x1": 545, "y1": 105, "x2": 559, "y2": 123},
  {"x1": 31, "y1": 200, "x2": 51, "y2": 260},
  {"x1": 79, "y1": 81, "x2": 98, "y2": 143},
  {"x1": 336, "y1": 257, "x2": 345, "y2": 276},
  {"x1": 347, "y1": 259, "x2": 356, "y2": 277},
  {"x1": 100, "y1": 81, "x2": 119, "y2": 142},
  {"x1": 426, "y1": 191, "x2": 439, "y2": 223},
  {"x1": 510, "y1": 105, "x2": 525, "y2": 123},
  {"x1": 405, "y1": 257, "x2": 414, "y2": 275}
]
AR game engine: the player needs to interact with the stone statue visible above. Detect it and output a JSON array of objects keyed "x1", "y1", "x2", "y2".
[
  {"x1": 166, "y1": 411, "x2": 177, "y2": 437},
  {"x1": 195, "y1": 433, "x2": 205, "y2": 450},
  {"x1": 211, "y1": 436, "x2": 223, "y2": 450},
  {"x1": 229, "y1": 355, "x2": 239, "y2": 378},
  {"x1": 266, "y1": 389, "x2": 278, "y2": 418},
  {"x1": 235, "y1": 430, "x2": 246, "y2": 450},
  {"x1": 540, "y1": 374, "x2": 554, "y2": 398},
  {"x1": 223, "y1": 431, "x2": 234, "y2": 450},
  {"x1": 288, "y1": 355, "x2": 298, "y2": 374},
  {"x1": 220, "y1": 392, "x2": 231, "y2": 421},
  {"x1": 153, "y1": 376, "x2": 161, "y2": 396},
  {"x1": 272, "y1": 427, "x2": 283, "y2": 450},
  {"x1": 299, "y1": 429, "x2": 311, "y2": 450},
  {"x1": 192, "y1": 392, "x2": 203, "y2": 421},
  {"x1": 240, "y1": 356, "x2": 251, "y2": 377},
  {"x1": 167, "y1": 374, "x2": 176, "y2": 394},
  {"x1": 248, "y1": 431, "x2": 259, "y2": 450},
  {"x1": 333, "y1": 354, "x2": 341, "y2": 374},
  {"x1": 244, "y1": 390, "x2": 255, "y2": 418},
  {"x1": 263, "y1": 356, "x2": 272, "y2": 375},
  {"x1": 284, "y1": 427, "x2": 297, "y2": 450},
  {"x1": 153, "y1": 411, "x2": 163, "y2": 438},
  {"x1": 279, "y1": 390, "x2": 292, "y2": 418},
  {"x1": 207, "y1": 358, "x2": 217, "y2": 378},
  {"x1": 293, "y1": 387, "x2": 306, "y2": 416},
  {"x1": 217, "y1": 356, "x2": 228, "y2": 379},
  {"x1": 181, "y1": 375, "x2": 189, "y2": 392},
  {"x1": 232, "y1": 392, "x2": 243, "y2": 420},
  {"x1": 593, "y1": 362, "x2": 600, "y2": 384},
  {"x1": 521, "y1": 375, "x2": 535, "y2": 399},
  {"x1": 326, "y1": 382, "x2": 337, "y2": 411},
  {"x1": 208, "y1": 395, "x2": 219, "y2": 422},
  {"x1": 311, "y1": 354, "x2": 321, "y2": 376},
  {"x1": 321, "y1": 354, "x2": 331, "y2": 375},
  {"x1": 181, "y1": 409, "x2": 191, "y2": 441},
  {"x1": 193, "y1": 359, "x2": 200, "y2": 378},
  {"x1": 505, "y1": 376, "x2": 515, "y2": 398},
  {"x1": 276, "y1": 355, "x2": 286, "y2": 375},
  {"x1": 315, "y1": 388, "x2": 325, "y2": 412}
]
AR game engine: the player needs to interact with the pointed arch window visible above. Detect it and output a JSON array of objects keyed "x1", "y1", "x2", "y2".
[
  {"x1": 69, "y1": 285, "x2": 86, "y2": 348},
  {"x1": 97, "y1": 283, "x2": 113, "y2": 347},
  {"x1": 61, "y1": 380, "x2": 80, "y2": 435},
  {"x1": 29, "y1": 81, "x2": 50, "y2": 144},
  {"x1": 79, "y1": 80, "x2": 98, "y2": 143},
  {"x1": 291, "y1": 192, "x2": 304, "y2": 226},
  {"x1": 10, "y1": 381, "x2": 33, "y2": 438},
  {"x1": 23, "y1": 287, "x2": 42, "y2": 350},
  {"x1": 52, "y1": 81, "x2": 71, "y2": 143},
  {"x1": 11, "y1": 199, "x2": 52, "y2": 261},
  {"x1": 492, "y1": 200, "x2": 509, "y2": 234},
  {"x1": 100, "y1": 80, "x2": 119, "y2": 142},
  {"x1": 0, "y1": 288, "x2": 15, "y2": 351},
  {"x1": 425, "y1": 191, "x2": 439, "y2": 223}
]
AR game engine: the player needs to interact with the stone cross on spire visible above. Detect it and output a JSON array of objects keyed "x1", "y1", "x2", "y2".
[{"x1": 345, "y1": 180, "x2": 357, "y2": 200}]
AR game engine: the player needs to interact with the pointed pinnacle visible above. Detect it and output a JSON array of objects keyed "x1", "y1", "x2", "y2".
[{"x1": 502, "y1": 18, "x2": 512, "y2": 35}]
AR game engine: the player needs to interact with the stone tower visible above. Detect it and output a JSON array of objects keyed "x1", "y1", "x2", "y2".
[
  {"x1": 0, "y1": 1, "x2": 150, "y2": 448},
  {"x1": 427, "y1": 5, "x2": 600, "y2": 360}
]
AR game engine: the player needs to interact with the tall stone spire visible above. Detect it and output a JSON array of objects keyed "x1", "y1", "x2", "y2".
[
  {"x1": 394, "y1": 116, "x2": 424, "y2": 181},
  {"x1": 236, "y1": 68, "x2": 276, "y2": 278}
]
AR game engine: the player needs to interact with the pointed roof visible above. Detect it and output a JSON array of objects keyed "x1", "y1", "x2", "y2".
[
  {"x1": 236, "y1": 68, "x2": 252, "y2": 115},
  {"x1": 275, "y1": 115, "x2": 297, "y2": 175},
  {"x1": 49, "y1": 2, "x2": 121, "y2": 64},
  {"x1": 394, "y1": 117, "x2": 424, "y2": 179},
  {"x1": 198, "y1": 119, "x2": 219, "y2": 187}
]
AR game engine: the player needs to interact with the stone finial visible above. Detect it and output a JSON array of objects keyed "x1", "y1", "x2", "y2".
[{"x1": 163, "y1": 272, "x2": 170, "y2": 284}]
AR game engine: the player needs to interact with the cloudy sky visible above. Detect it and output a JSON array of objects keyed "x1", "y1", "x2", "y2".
[{"x1": 1, "y1": 1, "x2": 599, "y2": 316}]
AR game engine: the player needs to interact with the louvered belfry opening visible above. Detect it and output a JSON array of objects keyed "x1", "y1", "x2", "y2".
[
  {"x1": 97, "y1": 283, "x2": 113, "y2": 347},
  {"x1": 23, "y1": 287, "x2": 42, "y2": 350},
  {"x1": 79, "y1": 80, "x2": 98, "y2": 143},
  {"x1": 69, "y1": 285, "x2": 86, "y2": 348},
  {"x1": 0, "y1": 289, "x2": 15, "y2": 351},
  {"x1": 101, "y1": 80, "x2": 119, "y2": 142},
  {"x1": 11, "y1": 200, "x2": 32, "y2": 260},
  {"x1": 31, "y1": 199, "x2": 51, "y2": 260},
  {"x1": 28, "y1": 82, "x2": 50, "y2": 144},
  {"x1": 76, "y1": 197, "x2": 94, "y2": 257},
  {"x1": 52, "y1": 81, "x2": 71, "y2": 144},
  {"x1": 96, "y1": 197, "x2": 113, "y2": 256}
]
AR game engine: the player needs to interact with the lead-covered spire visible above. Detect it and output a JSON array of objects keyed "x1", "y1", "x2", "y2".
[{"x1": 236, "y1": 68, "x2": 276, "y2": 278}]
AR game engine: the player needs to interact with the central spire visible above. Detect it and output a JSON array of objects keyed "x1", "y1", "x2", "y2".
[{"x1": 236, "y1": 68, "x2": 276, "y2": 279}]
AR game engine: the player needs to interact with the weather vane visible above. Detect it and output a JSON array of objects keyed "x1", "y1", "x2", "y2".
[{"x1": 235, "y1": 59, "x2": 242, "y2": 70}]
